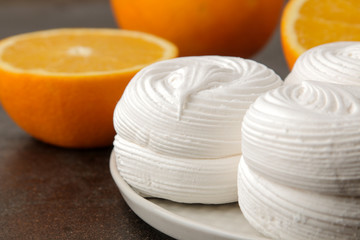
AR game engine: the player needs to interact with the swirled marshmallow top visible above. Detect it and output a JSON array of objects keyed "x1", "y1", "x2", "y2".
[
  {"x1": 114, "y1": 56, "x2": 282, "y2": 159},
  {"x1": 242, "y1": 80, "x2": 360, "y2": 196},
  {"x1": 285, "y1": 41, "x2": 360, "y2": 86}
]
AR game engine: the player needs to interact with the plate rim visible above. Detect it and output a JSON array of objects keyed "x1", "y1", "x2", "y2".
[{"x1": 109, "y1": 150, "x2": 253, "y2": 240}]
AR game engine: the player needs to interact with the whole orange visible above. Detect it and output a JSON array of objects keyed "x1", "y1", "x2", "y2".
[
  {"x1": 0, "y1": 28, "x2": 178, "y2": 148},
  {"x1": 111, "y1": 0, "x2": 284, "y2": 57}
]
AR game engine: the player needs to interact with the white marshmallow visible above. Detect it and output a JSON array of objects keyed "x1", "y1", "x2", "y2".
[
  {"x1": 285, "y1": 41, "x2": 360, "y2": 86},
  {"x1": 242, "y1": 81, "x2": 360, "y2": 196},
  {"x1": 238, "y1": 158, "x2": 360, "y2": 240},
  {"x1": 113, "y1": 56, "x2": 282, "y2": 203}
]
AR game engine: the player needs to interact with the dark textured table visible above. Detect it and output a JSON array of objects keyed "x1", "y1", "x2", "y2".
[
  {"x1": 0, "y1": 1, "x2": 289, "y2": 239},
  {"x1": 0, "y1": 114, "x2": 173, "y2": 240}
]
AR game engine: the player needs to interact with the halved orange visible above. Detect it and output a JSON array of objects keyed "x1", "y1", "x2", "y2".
[
  {"x1": 0, "y1": 28, "x2": 178, "y2": 148},
  {"x1": 281, "y1": 0, "x2": 360, "y2": 69}
]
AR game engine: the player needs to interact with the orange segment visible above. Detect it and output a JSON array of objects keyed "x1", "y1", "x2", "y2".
[
  {"x1": 0, "y1": 28, "x2": 178, "y2": 148},
  {"x1": 281, "y1": 0, "x2": 360, "y2": 69}
]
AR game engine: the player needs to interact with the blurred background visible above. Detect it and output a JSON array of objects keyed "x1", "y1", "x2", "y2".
[{"x1": 0, "y1": 0, "x2": 289, "y2": 79}]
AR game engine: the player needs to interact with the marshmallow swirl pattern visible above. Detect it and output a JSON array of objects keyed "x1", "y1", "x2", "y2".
[
  {"x1": 285, "y1": 41, "x2": 360, "y2": 85},
  {"x1": 242, "y1": 81, "x2": 360, "y2": 196},
  {"x1": 113, "y1": 56, "x2": 283, "y2": 204},
  {"x1": 114, "y1": 56, "x2": 282, "y2": 159},
  {"x1": 238, "y1": 158, "x2": 360, "y2": 240}
]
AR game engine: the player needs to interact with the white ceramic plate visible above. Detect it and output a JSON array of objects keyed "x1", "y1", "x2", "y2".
[{"x1": 110, "y1": 150, "x2": 270, "y2": 240}]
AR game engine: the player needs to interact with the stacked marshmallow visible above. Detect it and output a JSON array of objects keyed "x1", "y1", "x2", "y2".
[
  {"x1": 238, "y1": 42, "x2": 360, "y2": 240},
  {"x1": 113, "y1": 56, "x2": 282, "y2": 204}
]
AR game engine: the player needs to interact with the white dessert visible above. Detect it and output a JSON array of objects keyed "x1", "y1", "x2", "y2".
[
  {"x1": 239, "y1": 81, "x2": 360, "y2": 239},
  {"x1": 238, "y1": 158, "x2": 360, "y2": 240},
  {"x1": 113, "y1": 135, "x2": 239, "y2": 203},
  {"x1": 242, "y1": 81, "x2": 360, "y2": 196},
  {"x1": 285, "y1": 41, "x2": 360, "y2": 85},
  {"x1": 113, "y1": 56, "x2": 282, "y2": 204}
]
